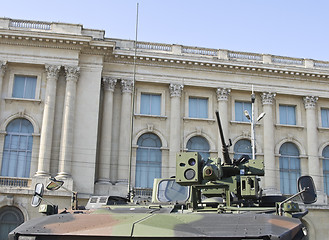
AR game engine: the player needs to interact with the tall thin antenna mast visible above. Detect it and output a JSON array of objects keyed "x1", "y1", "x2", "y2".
[{"x1": 128, "y1": 2, "x2": 139, "y2": 196}]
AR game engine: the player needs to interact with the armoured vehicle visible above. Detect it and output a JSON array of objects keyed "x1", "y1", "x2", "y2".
[{"x1": 9, "y1": 111, "x2": 317, "y2": 240}]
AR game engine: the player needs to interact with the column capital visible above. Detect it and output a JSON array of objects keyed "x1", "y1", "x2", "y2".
[
  {"x1": 0, "y1": 61, "x2": 7, "y2": 78},
  {"x1": 45, "y1": 64, "x2": 61, "y2": 79},
  {"x1": 120, "y1": 79, "x2": 134, "y2": 93},
  {"x1": 303, "y1": 96, "x2": 318, "y2": 109},
  {"x1": 216, "y1": 88, "x2": 231, "y2": 101},
  {"x1": 64, "y1": 66, "x2": 80, "y2": 82},
  {"x1": 102, "y1": 77, "x2": 117, "y2": 92},
  {"x1": 169, "y1": 83, "x2": 183, "y2": 97},
  {"x1": 261, "y1": 92, "x2": 276, "y2": 105}
]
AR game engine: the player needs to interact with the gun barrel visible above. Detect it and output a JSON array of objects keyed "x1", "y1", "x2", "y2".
[{"x1": 215, "y1": 111, "x2": 232, "y2": 165}]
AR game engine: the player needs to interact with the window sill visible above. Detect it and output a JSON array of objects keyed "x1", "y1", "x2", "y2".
[
  {"x1": 4, "y1": 97, "x2": 41, "y2": 104},
  {"x1": 183, "y1": 117, "x2": 216, "y2": 124},
  {"x1": 275, "y1": 124, "x2": 304, "y2": 130},
  {"x1": 318, "y1": 127, "x2": 329, "y2": 132},
  {"x1": 134, "y1": 113, "x2": 167, "y2": 120},
  {"x1": 230, "y1": 121, "x2": 250, "y2": 125}
]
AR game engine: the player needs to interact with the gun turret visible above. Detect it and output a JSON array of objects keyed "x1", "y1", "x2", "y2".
[
  {"x1": 176, "y1": 111, "x2": 265, "y2": 209},
  {"x1": 215, "y1": 111, "x2": 232, "y2": 165}
]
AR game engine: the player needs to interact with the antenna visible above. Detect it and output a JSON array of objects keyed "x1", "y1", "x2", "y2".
[{"x1": 128, "y1": 2, "x2": 139, "y2": 196}]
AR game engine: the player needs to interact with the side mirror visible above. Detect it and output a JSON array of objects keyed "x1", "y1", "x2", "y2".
[
  {"x1": 46, "y1": 178, "x2": 64, "y2": 191},
  {"x1": 298, "y1": 176, "x2": 317, "y2": 204},
  {"x1": 31, "y1": 183, "x2": 44, "y2": 207}
]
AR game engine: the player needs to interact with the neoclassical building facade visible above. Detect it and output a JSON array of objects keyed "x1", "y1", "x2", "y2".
[{"x1": 0, "y1": 18, "x2": 329, "y2": 239}]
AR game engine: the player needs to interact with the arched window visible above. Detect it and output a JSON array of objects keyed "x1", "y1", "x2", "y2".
[
  {"x1": 135, "y1": 133, "x2": 162, "y2": 188},
  {"x1": 323, "y1": 146, "x2": 329, "y2": 195},
  {"x1": 186, "y1": 136, "x2": 210, "y2": 161},
  {"x1": 0, "y1": 206, "x2": 24, "y2": 240},
  {"x1": 234, "y1": 139, "x2": 252, "y2": 160},
  {"x1": 279, "y1": 142, "x2": 300, "y2": 194},
  {"x1": 1, "y1": 118, "x2": 34, "y2": 178}
]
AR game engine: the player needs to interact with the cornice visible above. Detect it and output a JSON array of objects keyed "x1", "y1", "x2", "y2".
[
  {"x1": 108, "y1": 53, "x2": 329, "y2": 81},
  {"x1": 0, "y1": 29, "x2": 115, "y2": 53}
]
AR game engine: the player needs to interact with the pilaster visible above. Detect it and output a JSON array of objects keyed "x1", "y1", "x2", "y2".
[
  {"x1": 261, "y1": 92, "x2": 279, "y2": 194},
  {"x1": 117, "y1": 79, "x2": 134, "y2": 183},
  {"x1": 36, "y1": 64, "x2": 61, "y2": 176},
  {"x1": 0, "y1": 61, "x2": 7, "y2": 78},
  {"x1": 0, "y1": 61, "x2": 7, "y2": 104},
  {"x1": 303, "y1": 96, "x2": 322, "y2": 195},
  {"x1": 216, "y1": 88, "x2": 230, "y2": 159},
  {"x1": 169, "y1": 83, "x2": 183, "y2": 176},
  {"x1": 98, "y1": 77, "x2": 117, "y2": 184},
  {"x1": 57, "y1": 66, "x2": 80, "y2": 179}
]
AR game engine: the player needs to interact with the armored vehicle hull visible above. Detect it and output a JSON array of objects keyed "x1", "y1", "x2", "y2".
[{"x1": 9, "y1": 206, "x2": 305, "y2": 240}]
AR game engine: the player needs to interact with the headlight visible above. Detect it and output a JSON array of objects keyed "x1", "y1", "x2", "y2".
[{"x1": 19, "y1": 236, "x2": 36, "y2": 240}]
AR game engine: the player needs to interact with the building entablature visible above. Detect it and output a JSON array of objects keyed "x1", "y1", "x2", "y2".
[
  {"x1": 112, "y1": 39, "x2": 329, "y2": 81},
  {"x1": 111, "y1": 51, "x2": 329, "y2": 81},
  {"x1": 0, "y1": 18, "x2": 115, "y2": 54}
]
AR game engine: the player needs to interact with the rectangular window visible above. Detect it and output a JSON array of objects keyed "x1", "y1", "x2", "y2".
[
  {"x1": 140, "y1": 93, "x2": 161, "y2": 115},
  {"x1": 279, "y1": 105, "x2": 296, "y2": 125},
  {"x1": 324, "y1": 159, "x2": 329, "y2": 195},
  {"x1": 321, "y1": 108, "x2": 329, "y2": 128},
  {"x1": 189, "y1": 97, "x2": 208, "y2": 118},
  {"x1": 12, "y1": 75, "x2": 37, "y2": 99},
  {"x1": 235, "y1": 101, "x2": 252, "y2": 122}
]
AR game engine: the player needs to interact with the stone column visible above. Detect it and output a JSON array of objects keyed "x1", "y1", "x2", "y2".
[
  {"x1": 117, "y1": 79, "x2": 134, "y2": 183},
  {"x1": 169, "y1": 83, "x2": 183, "y2": 176},
  {"x1": 0, "y1": 61, "x2": 7, "y2": 99},
  {"x1": 35, "y1": 65, "x2": 61, "y2": 176},
  {"x1": 261, "y1": 92, "x2": 277, "y2": 193},
  {"x1": 57, "y1": 66, "x2": 80, "y2": 178},
  {"x1": 303, "y1": 96, "x2": 322, "y2": 191},
  {"x1": 216, "y1": 88, "x2": 230, "y2": 160},
  {"x1": 98, "y1": 77, "x2": 117, "y2": 183}
]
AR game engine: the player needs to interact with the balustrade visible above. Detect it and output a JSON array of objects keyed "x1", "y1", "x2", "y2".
[
  {"x1": 314, "y1": 61, "x2": 329, "y2": 68},
  {"x1": 228, "y1": 51, "x2": 262, "y2": 61},
  {"x1": 182, "y1": 47, "x2": 217, "y2": 56},
  {"x1": 272, "y1": 56, "x2": 304, "y2": 65},
  {"x1": 10, "y1": 19, "x2": 51, "y2": 30},
  {"x1": 137, "y1": 42, "x2": 171, "y2": 51},
  {"x1": 0, "y1": 176, "x2": 31, "y2": 188}
]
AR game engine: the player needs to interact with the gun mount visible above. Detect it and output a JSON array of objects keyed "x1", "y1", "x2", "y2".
[{"x1": 175, "y1": 111, "x2": 316, "y2": 214}]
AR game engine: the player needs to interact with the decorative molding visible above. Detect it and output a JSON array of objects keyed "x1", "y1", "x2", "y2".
[
  {"x1": 242, "y1": 130, "x2": 250, "y2": 138},
  {"x1": 147, "y1": 124, "x2": 154, "y2": 132},
  {"x1": 169, "y1": 83, "x2": 183, "y2": 97},
  {"x1": 216, "y1": 88, "x2": 231, "y2": 101},
  {"x1": 64, "y1": 66, "x2": 80, "y2": 82},
  {"x1": 45, "y1": 64, "x2": 61, "y2": 79},
  {"x1": 133, "y1": 127, "x2": 168, "y2": 148},
  {"x1": 261, "y1": 92, "x2": 276, "y2": 105},
  {"x1": 102, "y1": 77, "x2": 117, "y2": 91},
  {"x1": 0, "y1": 61, "x2": 7, "y2": 78},
  {"x1": 120, "y1": 79, "x2": 134, "y2": 93},
  {"x1": 0, "y1": 112, "x2": 40, "y2": 134},
  {"x1": 184, "y1": 131, "x2": 216, "y2": 152},
  {"x1": 303, "y1": 96, "x2": 318, "y2": 109},
  {"x1": 112, "y1": 53, "x2": 329, "y2": 81},
  {"x1": 275, "y1": 137, "x2": 306, "y2": 156}
]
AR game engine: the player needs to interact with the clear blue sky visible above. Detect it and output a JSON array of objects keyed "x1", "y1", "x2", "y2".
[{"x1": 1, "y1": 0, "x2": 329, "y2": 61}]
